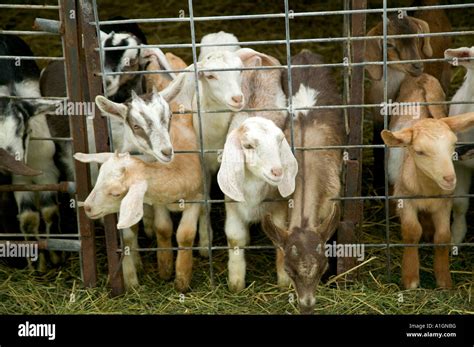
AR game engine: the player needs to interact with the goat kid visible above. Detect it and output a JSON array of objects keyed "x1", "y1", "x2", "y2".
[
  {"x1": 365, "y1": 14, "x2": 433, "y2": 191},
  {"x1": 217, "y1": 117, "x2": 298, "y2": 292},
  {"x1": 75, "y1": 113, "x2": 202, "y2": 292},
  {"x1": 444, "y1": 46, "x2": 474, "y2": 244},
  {"x1": 262, "y1": 50, "x2": 346, "y2": 314},
  {"x1": 383, "y1": 106, "x2": 474, "y2": 288}
]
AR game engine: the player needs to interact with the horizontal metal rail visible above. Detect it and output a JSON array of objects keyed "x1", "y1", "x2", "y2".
[
  {"x1": 0, "y1": 233, "x2": 81, "y2": 238},
  {"x1": 90, "y1": 3, "x2": 474, "y2": 26},
  {"x1": 30, "y1": 137, "x2": 73, "y2": 142},
  {"x1": 0, "y1": 4, "x2": 59, "y2": 10},
  {"x1": 0, "y1": 30, "x2": 60, "y2": 36},
  {"x1": 120, "y1": 242, "x2": 474, "y2": 253},
  {"x1": 0, "y1": 182, "x2": 75, "y2": 193},
  {"x1": 0, "y1": 239, "x2": 81, "y2": 252},
  {"x1": 95, "y1": 30, "x2": 474, "y2": 52},
  {"x1": 0, "y1": 55, "x2": 64, "y2": 61}
]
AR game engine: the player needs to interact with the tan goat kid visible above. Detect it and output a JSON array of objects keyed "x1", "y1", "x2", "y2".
[
  {"x1": 382, "y1": 86, "x2": 474, "y2": 289},
  {"x1": 75, "y1": 110, "x2": 202, "y2": 293}
]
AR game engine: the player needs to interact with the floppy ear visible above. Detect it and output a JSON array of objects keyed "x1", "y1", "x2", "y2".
[
  {"x1": 217, "y1": 128, "x2": 246, "y2": 202},
  {"x1": 159, "y1": 63, "x2": 199, "y2": 109},
  {"x1": 262, "y1": 214, "x2": 288, "y2": 249},
  {"x1": 381, "y1": 128, "x2": 413, "y2": 146},
  {"x1": 411, "y1": 17, "x2": 433, "y2": 57},
  {"x1": 318, "y1": 203, "x2": 341, "y2": 242},
  {"x1": 278, "y1": 137, "x2": 298, "y2": 197},
  {"x1": 365, "y1": 26, "x2": 383, "y2": 81},
  {"x1": 74, "y1": 152, "x2": 114, "y2": 164},
  {"x1": 236, "y1": 48, "x2": 279, "y2": 67},
  {"x1": 117, "y1": 180, "x2": 148, "y2": 229},
  {"x1": 141, "y1": 47, "x2": 177, "y2": 79},
  {"x1": 441, "y1": 112, "x2": 474, "y2": 133},
  {"x1": 444, "y1": 47, "x2": 474, "y2": 67},
  {"x1": 0, "y1": 148, "x2": 41, "y2": 176},
  {"x1": 95, "y1": 95, "x2": 128, "y2": 122}
]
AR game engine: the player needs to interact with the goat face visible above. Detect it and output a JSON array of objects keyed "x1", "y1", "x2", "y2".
[
  {"x1": 0, "y1": 98, "x2": 33, "y2": 162},
  {"x1": 79, "y1": 153, "x2": 129, "y2": 219},
  {"x1": 96, "y1": 90, "x2": 174, "y2": 163},
  {"x1": 382, "y1": 117, "x2": 474, "y2": 191},
  {"x1": 217, "y1": 117, "x2": 297, "y2": 202},
  {"x1": 100, "y1": 31, "x2": 142, "y2": 97},
  {"x1": 263, "y1": 203, "x2": 340, "y2": 314},
  {"x1": 200, "y1": 50, "x2": 245, "y2": 111},
  {"x1": 366, "y1": 15, "x2": 432, "y2": 80}
]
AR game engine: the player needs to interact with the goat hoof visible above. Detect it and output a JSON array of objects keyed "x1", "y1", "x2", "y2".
[
  {"x1": 174, "y1": 277, "x2": 191, "y2": 293},
  {"x1": 403, "y1": 279, "x2": 420, "y2": 290},
  {"x1": 228, "y1": 279, "x2": 245, "y2": 293},
  {"x1": 19, "y1": 211, "x2": 40, "y2": 235},
  {"x1": 158, "y1": 266, "x2": 173, "y2": 281},
  {"x1": 436, "y1": 277, "x2": 452, "y2": 289}
]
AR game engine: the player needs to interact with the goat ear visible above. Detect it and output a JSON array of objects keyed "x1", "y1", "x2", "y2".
[
  {"x1": 73, "y1": 152, "x2": 114, "y2": 164},
  {"x1": 159, "y1": 63, "x2": 198, "y2": 109},
  {"x1": 236, "y1": 48, "x2": 277, "y2": 67},
  {"x1": 317, "y1": 203, "x2": 340, "y2": 242},
  {"x1": 0, "y1": 148, "x2": 42, "y2": 176},
  {"x1": 217, "y1": 128, "x2": 246, "y2": 202},
  {"x1": 99, "y1": 30, "x2": 110, "y2": 42},
  {"x1": 278, "y1": 137, "x2": 298, "y2": 198},
  {"x1": 262, "y1": 214, "x2": 288, "y2": 249},
  {"x1": 28, "y1": 99, "x2": 59, "y2": 117},
  {"x1": 441, "y1": 112, "x2": 474, "y2": 133},
  {"x1": 117, "y1": 180, "x2": 147, "y2": 229},
  {"x1": 444, "y1": 47, "x2": 474, "y2": 67},
  {"x1": 95, "y1": 95, "x2": 128, "y2": 122},
  {"x1": 381, "y1": 128, "x2": 413, "y2": 146},
  {"x1": 412, "y1": 17, "x2": 433, "y2": 57},
  {"x1": 365, "y1": 26, "x2": 383, "y2": 81}
]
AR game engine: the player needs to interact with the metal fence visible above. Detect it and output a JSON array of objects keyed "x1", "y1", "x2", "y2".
[{"x1": 1, "y1": 0, "x2": 473, "y2": 296}]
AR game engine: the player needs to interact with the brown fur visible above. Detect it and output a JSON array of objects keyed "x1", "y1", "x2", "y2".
[
  {"x1": 145, "y1": 52, "x2": 187, "y2": 92},
  {"x1": 263, "y1": 50, "x2": 346, "y2": 314},
  {"x1": 414, "y1": 0, "x2": 452, "y2": 92}
]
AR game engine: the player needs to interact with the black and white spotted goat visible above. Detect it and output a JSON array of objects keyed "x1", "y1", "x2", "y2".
[{"x1": 0, "y1": 34, "x2": 60, "y2": 271}]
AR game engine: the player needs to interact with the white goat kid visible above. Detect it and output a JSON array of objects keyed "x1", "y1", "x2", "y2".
[
  {"x1": 444, "y1": 46, "x2": 474, "y2": 244},
  {"x1": 217, "y1": 117, "x2": 298, "y2": 292}
]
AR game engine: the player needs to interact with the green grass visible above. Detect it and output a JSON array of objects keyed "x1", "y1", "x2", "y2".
[{"x1": 0, "y1": 0, "x2": 473, "y2": 314}]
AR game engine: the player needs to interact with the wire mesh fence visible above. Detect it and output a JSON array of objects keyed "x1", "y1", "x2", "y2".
[{"x1": 0, "y1": 0, "x2": 473, "y2": 295}]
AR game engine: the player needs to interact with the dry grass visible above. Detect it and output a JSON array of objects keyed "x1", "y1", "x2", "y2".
[{"x1": 0, "y1": 0, "x2": 473, "y2": 314}]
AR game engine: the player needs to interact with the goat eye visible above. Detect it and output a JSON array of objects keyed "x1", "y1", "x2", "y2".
[
  {"x1": 133, "y1": 124, "x2": 141, "y2": 130},
  {"x1": 206, "y1": 74, "x2": 216, "y2": 80},
  {"x1": 243, "y1": 143, "x2": 254, "y2": 150},
  {"x1": 387, "y1": 43, "x2": 395, "y2": 49},
  {"x1": 110, "y1": 192, "x2": 122, "y2": 198},
  {"x1": 415, "y1": 150, "x2": 425, "y2": 156}
]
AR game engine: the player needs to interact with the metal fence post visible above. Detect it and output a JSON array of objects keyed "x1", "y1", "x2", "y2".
[
  {"x1": 338, "y1": 0, "x2": 367, "y2": 277},
  {"x1": 59, "y1": 0, "x2": 97, "y2": 287},
  {"x1": 78, "y1": 0, "x2": 125, "y2": 296}
]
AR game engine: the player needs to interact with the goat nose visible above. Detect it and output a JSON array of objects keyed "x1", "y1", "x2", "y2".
[
  {"x1": 161, "y1": 147, "x2": 173, "y2": 157},
  {"x1": 84, "y1": 205, "x2": 92, "y2": 214},
  {"x1": 443, "y1": 174, "x2": 455, "y2": 184},
  {"x1": 271, "y1": 167, "x2": 283, "y2": 177},
  {"x1": 231, "y1": 95, "x2": 243, "y2": 104},
  {"x1": 412, "y1": 62, "x2": 423, "y2": 71}
]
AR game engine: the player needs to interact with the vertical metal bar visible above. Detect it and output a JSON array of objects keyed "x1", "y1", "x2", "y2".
[
  {"x1": 59, "y1": 0, "x2": 97, "y2": 287},
  {"x1": 382, "y1": 0, "x2": 392, "y2": 282},
  {"x1": 79, "y1": 0, "x2": 124, "y2": 296},
  {"x1": 283, "y1": 0, "x2": 295, "y2": 153},
  {"x1": 187, "y1": 0, "x2": 215, "y2": 287}
]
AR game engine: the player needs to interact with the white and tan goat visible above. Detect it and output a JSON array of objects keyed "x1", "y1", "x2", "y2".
[
  {"x1": 217, "y1": 117, "x2": 298, "y2": 292},
  {"x1": 75, "y1": 112, "x2": 202, "y2": 292}
]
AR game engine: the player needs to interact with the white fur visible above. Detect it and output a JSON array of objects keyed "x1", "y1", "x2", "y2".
[
  {"x1": 445, "y1": 46, "x2": 474, "y2": 243},
  {"x1": 217, "y1": 117, "x2": 298, "y2": 291},
  {"x1": 199, "y1": 31, "x2": 241, "y2": 61},
  {"x1": 292, "y1": 84, "x2": 319, "y2": 118}
]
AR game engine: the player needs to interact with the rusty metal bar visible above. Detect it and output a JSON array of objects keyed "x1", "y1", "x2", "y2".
[
  {"x1": 83, "y1": 0, "x2": 124, "y2": 296},
  {"x1": 0, "y1": 239, "x2": 81, "y2": 252},
  {"x1": 60, "y1": 0, "x2": 98, "y2": 288},
  {"x1": 0, "y1": 182, "x2": 74, "y2": 193}
]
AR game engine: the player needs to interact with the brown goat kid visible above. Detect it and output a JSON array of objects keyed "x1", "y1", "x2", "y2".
[
  {"x1": 366, "y1": 14, "x2": 433, "y2": 191},
  {"x1": 383, "y1": 73, "x2": 474, "y2": 288},
  {"x1": 414, "y1": 0, "x2": 452, "y2": 92},
  {"x1": 263, "y1": 50, "x2": 346, "y2": 314}
]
